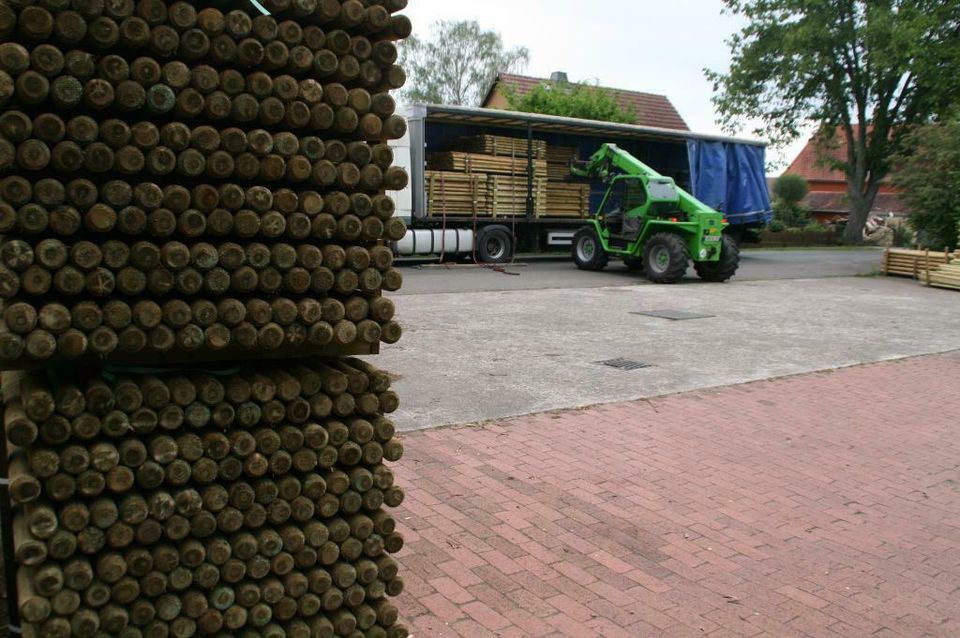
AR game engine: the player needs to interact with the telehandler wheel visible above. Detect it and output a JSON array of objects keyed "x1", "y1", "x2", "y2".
[
  {"x1": 642, "y1": 232, "x2": 690, "y2": 283},
  {"x1": 572, "y1": 227, "x2": 608, "y2": 271},
  {"x1": 694, "y1": 234, "x2": 740, "y2": 282}
]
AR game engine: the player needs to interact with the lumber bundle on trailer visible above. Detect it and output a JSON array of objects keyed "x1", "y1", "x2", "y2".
[
  {"x1": 544, "y1": 182, "x2": 590, "y2": 219},
  {"x1": 424, "y1": 171, "x2": 489, "y2": 217},
  {"x1": 545, "y1": 145, "x2": 577, "y2": 181},
  {"x1": 882, "y1": 248, "x2": 953, "y2": 278},
  {"x1": 427, "y1": 151, "x2": 548, "y2": 180},
  {"x1": 0, "y1": 0, "x2": 414, "y2": 636},
  {"x1": 449, "y1": 134, "x2": 546, "y2": 159},
  {"x1": 488, "y1": 175, "x2": 546, "y2": 217},
  {"x1": 3, "y1": 360, "x2": 408, "y2": 638}
]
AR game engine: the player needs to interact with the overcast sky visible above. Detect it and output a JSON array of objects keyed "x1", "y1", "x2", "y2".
[{"x1": 400, "y1": 0, "x2": 806, "y2": 171}]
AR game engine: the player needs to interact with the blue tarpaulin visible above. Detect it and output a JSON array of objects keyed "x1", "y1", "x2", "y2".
[{"x1": 687, "y1": 140, "x2": 772, "y2": 226}]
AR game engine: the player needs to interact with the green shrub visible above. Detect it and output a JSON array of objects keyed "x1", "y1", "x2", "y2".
[
  {"x1": 767, "y1": 220, "x2": 786, "y2": 232},
  {"x1": 803, "y1": 222, "x2": 830, "y2": 232},
  {"x1": 772, "y1": 201, "x2": 811, "y2": 229},
  {"x1": 773, "y1": 174, "x2": 809, "y2": 204},
  {"x1": 892, "y1": 223, "x2": 914, "y2": 248}
]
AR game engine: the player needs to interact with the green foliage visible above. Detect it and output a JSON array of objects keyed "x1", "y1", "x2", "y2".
[
  {"x1": 767, "y1": 220, "x2": 786, "y2": 232},
  {"x1": 772, "y1": 200, "x2": 811, "y2": 229},
  {"x1": 773, "y1": 175, "x2": 809, "y2": 205},
  {"x1": 891, "y1": 223, "x2": 915, "y2": 248},
  {"x1": 399, "y1": 20, "x2": 529, "y2": 106},
  {"x1": 707, "y1": 1, "x2": 960, "y2": 243},
  {"x1": 803, "y1": 222, "x2": 831, "y2": 233},
  {"x1": 505, "y1": 81, "x2": 636, "y2": 124},
  {"x1": 893, "y1": 119, "x2": 960, "y2": 251}
]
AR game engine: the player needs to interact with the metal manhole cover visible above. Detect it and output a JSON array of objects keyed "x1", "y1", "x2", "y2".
[
  {"x1": 595, "y1": 358, "x2": 653, "y2": 371},
  {"x1": 631, "y1": 309, "x2": 715, "y2": 321}
]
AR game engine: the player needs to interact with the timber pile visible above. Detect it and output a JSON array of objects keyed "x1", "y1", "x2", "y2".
[
  {"x1": 882, "y1": 248, "x2": 953, "y2": 278},
  {"x1": 0, "y1": 0, "x2": 411, "y2": 366},
  {"x1": 921, "y1": 261, "x2": 960, "y2": 290},
  {"x1": 450, "y1": 134, "x2": 545, "y2": 159},
  {"x1": 544, "y1": 145, "x2": 576, "y2": 181},
  {"x1": 4, "y1": 361, "x2": 408, "y2": 638},
  {"x1": 427, "y1": 151, "x2": 547, "y2": 180},
  {"x1": 0, "y1": 1, "x2": 413, "y2": 637},
  {"x1": 544, "y1": 182, "x2": 590, "y2": 218},
  {"x1": 424, "y1": 171, "x2": 488, "y2": 216}
]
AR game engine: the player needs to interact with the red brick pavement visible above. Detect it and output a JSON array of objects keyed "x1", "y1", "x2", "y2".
[{"x1": 392, "y1": 353, "x2": 960, "y2": 637}]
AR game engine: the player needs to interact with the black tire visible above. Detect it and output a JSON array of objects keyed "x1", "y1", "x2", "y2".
[
  {"x1": 695, "y1": 235, "x2": 740, "y2": 282},
  {"x1": 642, "y1": 232, "x2": 690, "y2": 283},
  {"x1": 572, "y1": 227, "x2": 609, "y2": 271},
  {"x1": 476, "y1": 226, "x2": 514, "y2": 263},
  {"x1": 623, "y1": 256, "x2": 645, "y2": 272}
]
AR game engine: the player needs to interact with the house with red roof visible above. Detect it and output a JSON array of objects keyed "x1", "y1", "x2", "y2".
[
  {"x1": 482, "y1": 72, "x2": 690, "y2": 131},
  {"x1": 783, "y1": 130, "x2": 905, "y2": 224}
]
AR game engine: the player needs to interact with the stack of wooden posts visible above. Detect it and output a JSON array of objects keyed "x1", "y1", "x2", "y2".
[
  {"x1": 544, "y1": 145, "x2": 576, "y2": 181},
  {"x1": 450, "y1": 134, "x2": 545, "y2": 159},
  {"x1": 882, "y1": 248, "x2": 954, "y2": 278},
  {"x1": 920, "y1": 260, "x2": 960, "y2": 290},
  {"x1": 0, "y1": 1, "x2": 412, "y2": 637}
]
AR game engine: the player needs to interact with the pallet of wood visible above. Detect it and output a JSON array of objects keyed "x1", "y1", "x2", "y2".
[
  {"x1": 424, "y1": 171, "x2": 489, "y2": 216},
  {"x1": 544, "y1": 182, "x2": 591, "y2": 218},
  {"x1": 882, "y1": 248, "x2": 954, "y2": 278},
  {"x1": 545, "y1": 146, "x2": 578, "y2": 181},
  {"x1": 920, "y1": 261, "x2": 960, "y2": 290},
  {"x1": 449, "y1": 135, "x2": 546, "y2": 159},
  {"x1": 427, "y1": 152, "x2": 548, "y2": 180},
  {"x1": 488, "y1": 176, "x2": 546, "y2": 217}
]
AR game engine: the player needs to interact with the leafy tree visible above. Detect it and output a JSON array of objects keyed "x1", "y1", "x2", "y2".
[
  {"x1": 707, "y1": 1, "x2": 960, "y2": 243},
  {"x1": 773, "y1": 174, "x2": 809, "y2": 205},
  {"x1": 771, "y1": 174, "x2": 811, "y2": 228},
  {"x1": 399, "y1": 20, "x2": 528, "y2": 106},
  {"x1": 506, "y1": 81, "x2": 636, "y2": 124},
  {"x1": 893, "y1": 119, "x2": 960, "y2": 250}
]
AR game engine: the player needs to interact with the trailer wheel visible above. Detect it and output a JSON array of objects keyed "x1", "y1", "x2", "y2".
[
  {"x1": 476, "y1": 226, "x2": 514, "y2": 263},
  {"x1": 642, "y1": 233, "x2": 689, "y2": 283},
  {"x1": 694, "y1": 235, "x2": 740, "y2": 282},
  {"x1": 572, "y1": 227, "x2": 608, "y2": 271}
]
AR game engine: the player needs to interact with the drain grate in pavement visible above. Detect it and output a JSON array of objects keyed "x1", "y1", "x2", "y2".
[
  {"x1": 631, "y1": 309, "x2": 715, "y2": 321},
  {"x1": 595, "y1": 358, "x2": 653, "y2": 371}
]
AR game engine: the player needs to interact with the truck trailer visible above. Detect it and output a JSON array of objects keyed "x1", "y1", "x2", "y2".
[{"x1": 388, "y1": 104, "x2": 772, "y2": 262}]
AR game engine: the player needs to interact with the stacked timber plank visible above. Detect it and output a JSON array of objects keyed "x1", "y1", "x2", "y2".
[
  {"x1": 920, "y1": 261, "x2": 960, "y2": 290},
  {"x1": 450, "y1": 134, "x2": 545, "y2": 159},
  {"x1": 882, "y1": 248, "x2": 953, "y2": 278},
  {"x1": 425, "y1": 172, "x2": 488, "y2": 217},
  {"x1": 544, "y1": 145, "x2": 576, "y2": 181},
  {"x1": 427, "y1": 151, "x2": 547, "y2": 179},
  {"x1": 545, "y1": 182, "x2": 590, "y2": 218},
  {"x1": 0, "y1": 0, "x2": 413, "y2": 637}
]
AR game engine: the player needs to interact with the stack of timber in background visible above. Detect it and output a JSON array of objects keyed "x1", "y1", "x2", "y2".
[
  {"x1": 882, "y1": 248, "x2": 954, "y2": 278},
  {"x1": 0, "y1": 0, "x2": 413, "y2": 637},
  {"x1": 920, "y1": 260, "x2": 960, "y2": 291}
]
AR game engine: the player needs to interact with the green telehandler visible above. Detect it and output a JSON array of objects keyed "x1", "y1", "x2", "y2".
[{"x1": 570, "y1": 144, "x2": 740, "y2": 283}]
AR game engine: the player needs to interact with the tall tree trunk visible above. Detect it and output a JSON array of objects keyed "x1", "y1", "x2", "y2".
[{"x1": 844, "y1": 179, "x2": 882, "y2": 244}]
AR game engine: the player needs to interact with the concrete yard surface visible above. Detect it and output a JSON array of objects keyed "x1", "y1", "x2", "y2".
[
  {"x1": 393, "y1": 354, "x2": 960, "y2": 637},
  {"x1": 377, "y1": 276, "x2": 960, "y2": 431}
]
